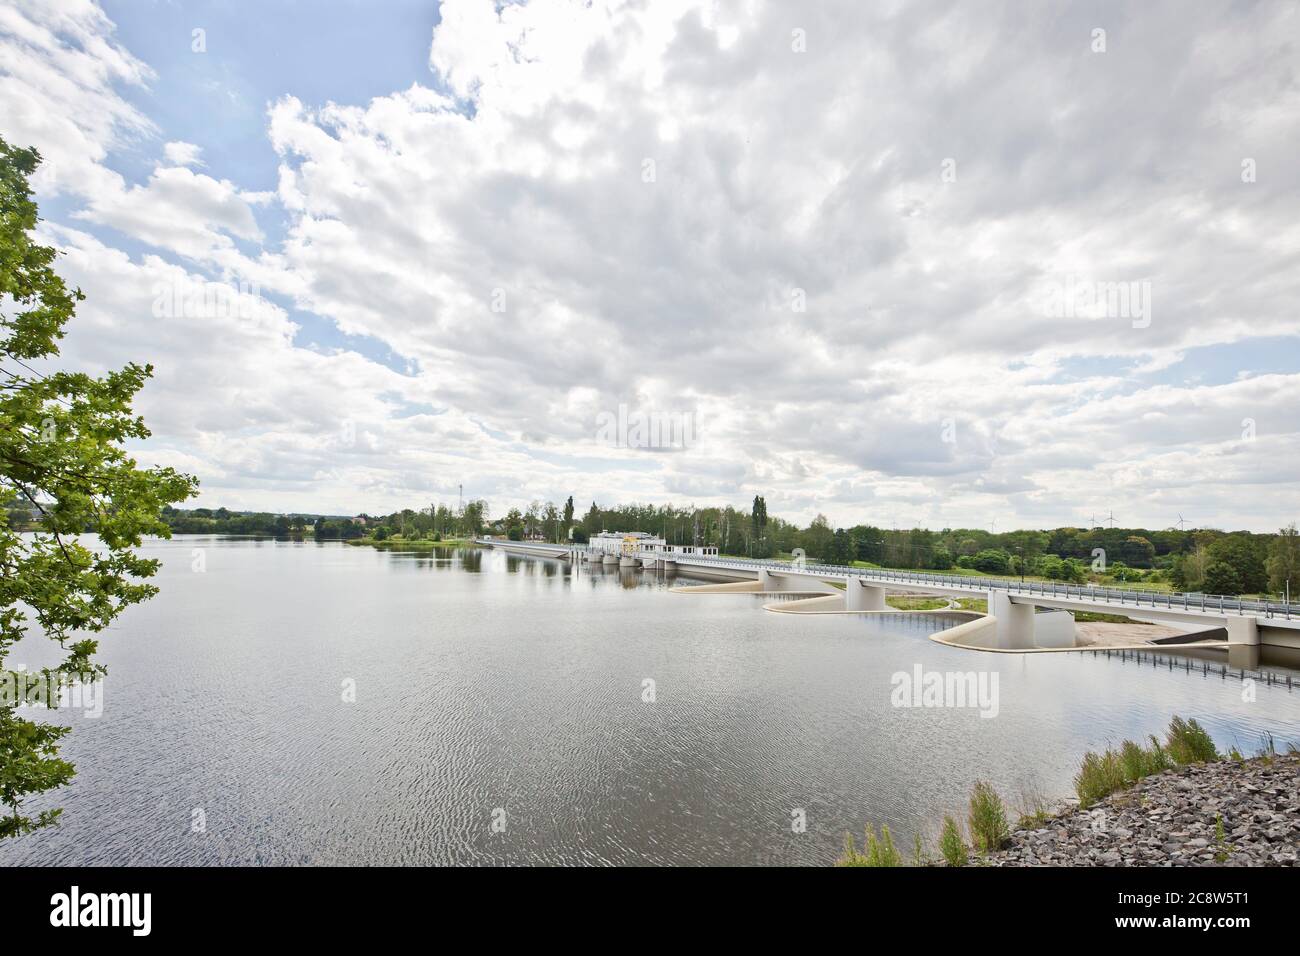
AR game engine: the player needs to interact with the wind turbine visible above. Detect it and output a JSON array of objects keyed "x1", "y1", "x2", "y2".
[
  {"x1": 1105, "y1": 510, "x2": 1117, "y2": 529},
  {"x1": 1176, "y1": 514, "x2": 1187, "y2": 531}
]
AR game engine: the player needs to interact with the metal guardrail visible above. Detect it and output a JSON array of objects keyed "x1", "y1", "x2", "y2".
[
  {"x1": 476, "y1": 539, "x2": 1293, "y2": 620},
  {"x1": 641, "y1": 551, "x2": 1294, "y2": 620}
]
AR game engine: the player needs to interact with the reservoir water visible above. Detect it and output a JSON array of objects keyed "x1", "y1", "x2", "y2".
[{"x1": 3, "y1": 536, "x2": 1298, "y2": 866}]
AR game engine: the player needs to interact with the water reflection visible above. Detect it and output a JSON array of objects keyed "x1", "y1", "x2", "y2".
[
  {"x1": 381, "y1": 544, "x2": 484, "y2": 573},
  {"x1": 2, "y1": 537, "x2": 1297, "y2": 867}
]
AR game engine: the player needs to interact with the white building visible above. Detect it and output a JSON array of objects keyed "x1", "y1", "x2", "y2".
[
  {"x1": 584, "y1": 531, "x2": 718, "y2": 566},
  {"x1": 587, "y1": 531, "x2": 664, "y2": 557}
]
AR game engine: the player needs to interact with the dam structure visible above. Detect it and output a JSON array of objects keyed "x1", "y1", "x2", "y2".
[{"x1": 472, "y1": 539, "x2": 1300, "y2": 668}]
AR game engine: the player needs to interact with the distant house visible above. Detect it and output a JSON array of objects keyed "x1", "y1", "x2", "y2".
[
  {"x1": 587, "y1": 531, "x2": 665, "y2": 556},
  {"x1": 585, "y1": 530, "x2": 718, "y2": 558}
]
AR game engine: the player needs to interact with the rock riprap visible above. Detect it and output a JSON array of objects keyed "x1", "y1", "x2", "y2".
[{"x1": 984, "y1": 755, "x2": 1299, "y2": 866}]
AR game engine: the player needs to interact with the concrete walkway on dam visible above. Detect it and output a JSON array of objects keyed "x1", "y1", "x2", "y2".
[{"x1": 472, "y1": 538, "x2": 1299, "y2": 670}]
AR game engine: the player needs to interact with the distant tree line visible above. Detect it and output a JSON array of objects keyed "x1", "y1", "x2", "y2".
[
  {"x1": 151, "y1": 499, "x2": 1300, "y2": 599},
  {"x1": 482, "y1": 499, "x2": 1300, "y2": 599},
  {"x1": 158, "y1": 500, "x2": 489, "y2": 542}
]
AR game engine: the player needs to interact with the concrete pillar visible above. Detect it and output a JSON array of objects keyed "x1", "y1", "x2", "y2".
[
  {"x1": 758, "y1": 569, "x2": 775, "y2": 590},
  {"x1": 844, "y1": 578, "x2": 886, "y2": 611},
  {"x1": 1225, "y1": 616, "x2": 1259, "y2": 646},
  {"x1": 988, "y1": 590, "x2": 1035, "y2": 649}
]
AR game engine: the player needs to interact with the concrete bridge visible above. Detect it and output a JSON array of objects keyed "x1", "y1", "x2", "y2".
[{"x1": 472, "y1": 539, "x2": 1300, "y2": 666}]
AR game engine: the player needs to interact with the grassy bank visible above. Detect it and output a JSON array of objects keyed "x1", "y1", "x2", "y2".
[
  {"x1": 1072, "y1": 610, "x2": 1156, "y2": 624},
  {"x1": 886, "y1": 596, "x2": 952, "y2": 610}
]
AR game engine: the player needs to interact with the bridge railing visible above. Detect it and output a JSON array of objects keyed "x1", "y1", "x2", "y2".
[
  {"x1": 479, "y1": 540, "x2": 1292, "y2": 620},
  {"x1": 652, "y1": 552, "x2": 1293, "y2": 619}
]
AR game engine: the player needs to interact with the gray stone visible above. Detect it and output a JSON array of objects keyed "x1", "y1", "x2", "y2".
[{"x1": 976, "y1": 754, "x2": 1300, "y2": 869}]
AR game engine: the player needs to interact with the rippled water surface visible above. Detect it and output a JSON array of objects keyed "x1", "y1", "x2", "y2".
[{"x1": 3, "y1": 537, "x2": 1298, "y2": 866}]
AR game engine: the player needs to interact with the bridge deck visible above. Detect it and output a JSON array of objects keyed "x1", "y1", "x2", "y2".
[{"x1": 474, "y1": 539, "x2": 1298, "y2": 624}]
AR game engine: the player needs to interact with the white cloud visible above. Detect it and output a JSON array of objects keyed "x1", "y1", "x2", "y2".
[
  {"x1": 73, "y1": 164, "x2": 267, "y2": 262},
  {"x1": 2, "y1": 0, "x2": 1299, "y2": 529},
  {"x1": 162, "y1": 140, "x2": 204, "y2": 167},
  {"x1": 0, "y1": 0, "x2": 152, "y2": 198}
]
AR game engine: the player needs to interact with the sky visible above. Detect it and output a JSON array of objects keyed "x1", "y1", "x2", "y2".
[{"x1": 1, "y1": 0, "x2": 1298, "y2": 531}]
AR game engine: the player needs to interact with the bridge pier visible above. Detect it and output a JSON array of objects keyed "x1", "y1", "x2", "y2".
[
  {"x1": 988, "y1": 591, "x2": 1036, "y2": 649},
  {"x1": 1225, "y1": 616, "x2": 1259, "y2": 646},
  {"x1": 844, "y1": 578, "x2": 886, "y2": 611}
]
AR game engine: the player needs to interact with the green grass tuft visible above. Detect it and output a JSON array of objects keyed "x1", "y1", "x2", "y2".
[
  {"x1": 1166, "y1": 716, "x2": 1218, "y2": 764},
  {"x1": 1074, "y1": 749, "x2": 1128, "y2": 809},
  {"x1": 1214, "y1": 813, "x2": 1231, "y2": 863},
  {"x1": 939, "y1": 815, "x2": 968, "y2": 866},
  {"x1": 837, "y1": 824, "x2": 903, "y2": 867},
  {"x1": 1076, "y1": 716, "x2": 1221, "y2": 808},
  {"x1": 967, "y1": 780, "x2": 1010, "y2": 854}
]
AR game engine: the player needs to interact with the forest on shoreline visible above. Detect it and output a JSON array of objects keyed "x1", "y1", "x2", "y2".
[
  {"x1": 92, "y1": 498, "x2": 1300, "y2": 600},
  {"x1": 9, "y1": 495, "x2": 1294, "y2": 598}
]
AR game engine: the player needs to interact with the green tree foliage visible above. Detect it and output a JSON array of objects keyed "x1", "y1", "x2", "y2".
[
  {"x1": 1205, "y1": 535, "x2": 1267, "y2": 593},
  {"x1": 1266, "y1": 523, "x2": 1300, "y2": 598},
  {"x1": 165, "y1": 483, "x2": 1297, "y2": 600},
  {"x1": 0, "y1": 138, "x2": 197, "y2": 837},
  {"x1": 1202, "y1": 560, "x2": 1243, "y2": 596},
  {"x1": 849, "y1": 525, "x2": 885, "y2": 563},
  {"x1": 316, "y1": 518, "x2": 365, "y2": 539},
  {"x1": 749, "y1": 495, "x2": 771, "y2": 558},
  {"x1": 1034, "y1": 554, "x2": 1087, "y2": 583},
  {"x1": 929, "y1": 546, "x2": 953, "y2": 570},
  {"x1": 1170, "y1": 545, "x2": 1209, "y2": 591},
  {"x1": 825, "y1": 527, "x2": 854, "y2": 565},
  {"x1": 166, "y1": 498, "x2": 493, "y2": 541},
  {"x1": 505, "y1": 508, "x2": 523, "y2": 540},
  {"x1": 969, "y1": 548, "x2": 1011, "y2": 574},
  {"x1": 164, "y1": 507, "x2": 348, "y2": 536},
  {"x1": 803, "y1": 513, "x2": 832, "y2": 561}
]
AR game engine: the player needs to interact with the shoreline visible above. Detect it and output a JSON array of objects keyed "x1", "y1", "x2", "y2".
[
  {"x1": 346, "y1": 537, "x2": 472, "y2": 549},
  {"x1": 983, "y1": 754, "x2": 1299, "y2": 867}
]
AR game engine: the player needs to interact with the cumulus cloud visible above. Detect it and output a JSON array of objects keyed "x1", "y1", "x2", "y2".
[
  {"x1": 1, "y1": 0, "x2": 1298, "y2": 528},
  {"x1": 0, "y1": 0, "x2": 152, "y2": 197},
  {"x1": 75, "y1": 164, "x2": 268, "y2": 261},
  {"x1": 162, "y1": 140, "x2": 204, "y2": 167}
]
